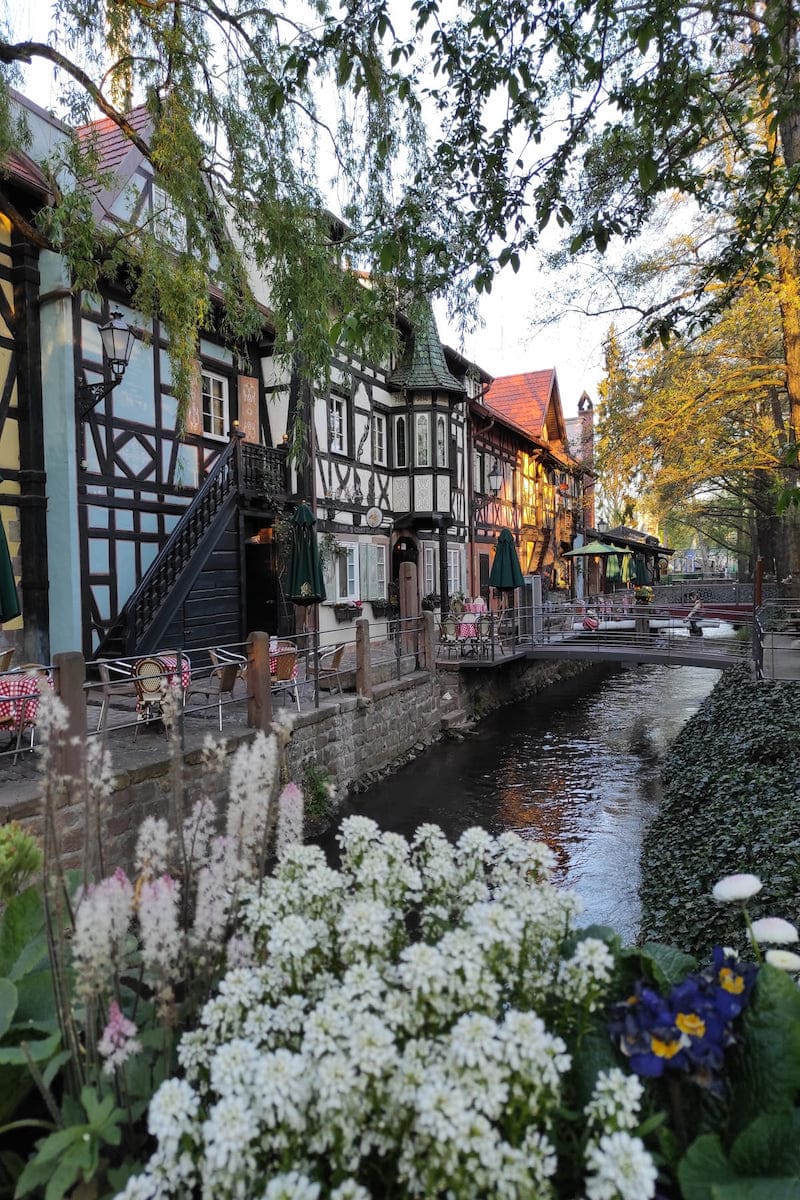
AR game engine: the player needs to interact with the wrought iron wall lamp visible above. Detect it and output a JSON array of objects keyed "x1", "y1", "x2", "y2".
[
  {"x1": 470, "y1": 458, "x2": 502, "y2": 517},
  {"x1": 76, "y1": 310, "x2": 136, "y2": 418}
]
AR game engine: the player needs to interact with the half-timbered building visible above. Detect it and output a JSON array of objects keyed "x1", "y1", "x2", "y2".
[{"x1": 0, "y1": 90, "x2": 591, "y2": 663}]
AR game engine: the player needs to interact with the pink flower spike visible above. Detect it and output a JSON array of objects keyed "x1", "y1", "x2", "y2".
[
  {"x1": 98, "y1": 1000, "x2": 141, "y2": 1074},
  {"x1": 750, "y1": 917, "x2": 799, "y2": 945},
  {"x1": 712, "y1": 873, "x2": 762, "y2": 903}
]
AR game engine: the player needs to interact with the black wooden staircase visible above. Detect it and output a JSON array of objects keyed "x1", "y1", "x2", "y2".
[{"x1": 95, "y1": 438, "x2": 288, "y2": 659}]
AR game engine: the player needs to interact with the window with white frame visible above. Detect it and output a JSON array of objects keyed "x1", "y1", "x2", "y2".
[
  {"x1": 395, "y1": 415, "x2": 407, "y2": 467},
  {"x1": 372, "y1": 412, "x2": 386, "y2": 465},
  {"x1": 416, "y1": 413, "x2": 430, "y2": 466},
  {"x1": 152, "y1": 184, "x2": 187, "y2": 247},
  {"x1": 201, "y1": 371, "x2": 228, "y2": 439},
  {"x1": 423, "y1": 544, "x2": 438, "y2": 595},
  {"x1": 359, "y1": 543, "x2": 388, "y2": 600},
  {"x1": 447, "y1": 547, "x2": 462, "y2": 595},
  {"x1": 436, "y1": 415, "x2": 448, "y2": 466},
  {"x1": 329, "y1": 392, "x2": 347, "y2": 454},
  {"x1": 337, "y1": 543, "x2": 359, "y2": 600}
]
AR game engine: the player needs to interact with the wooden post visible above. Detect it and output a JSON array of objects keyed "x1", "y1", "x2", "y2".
[
  {"x1": 53, "y1": 651, "x2": 86, "y2": 779},
  {"x1": 399, "y1": 561, "x2": 418, "y2": 658},
  {"x1": 420, "y1": 610, "x2": 435, "y2": 671},
  {"x1": 247, "y1": 630, "x2": 272, "y2": 732},
  {"x1": 355, "y1": 617, "x2": 372, "y2": 699}
]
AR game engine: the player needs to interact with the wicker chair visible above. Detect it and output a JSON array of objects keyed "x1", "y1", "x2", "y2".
[
  {"x1": 271, "y1": 645, "x2": 300, "y2": 710},
  {"x1": 316, "y1": 643, "x2": 345, "y2": 693},
  {"x1": 132, "y1": 656, "x2": 168, "y2": 737},
  {"x1": 438, "y1": 616, "x2": 458, "y2": 659}
]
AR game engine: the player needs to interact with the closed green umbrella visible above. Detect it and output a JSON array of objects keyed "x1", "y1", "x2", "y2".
[
  {"x1": 633, "y1": 555, "x2": 649, "y2": 585},
  {"x1": 286, "y1": 503, "x2": 326, "y2": 605},
  {"x1": 0, "y1": 517, "x2": 19, "y2": 622},
  {"x1": 488, "y1": 528, "x2": 524, "y2": 591}
]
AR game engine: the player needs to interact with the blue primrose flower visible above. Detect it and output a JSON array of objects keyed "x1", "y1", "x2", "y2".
[{"x1": 609, "y1": 948, "x2": 758, "y2": 1089}]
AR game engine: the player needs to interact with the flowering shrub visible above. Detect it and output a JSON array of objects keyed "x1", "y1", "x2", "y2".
[{"x1": 117, "y1": 819, "x2": 658, "y2": 1200}]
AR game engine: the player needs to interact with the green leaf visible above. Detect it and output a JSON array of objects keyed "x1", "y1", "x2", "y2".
[
  {"x1": 43, "y1": 1149, "x2": 82, "y2": 1200},
  {"x1": 727, "y1": 965, "x2": 800, "y2": 1133},
  {"x1": 8, "y1": 933, "x2": 48, "y2": 983},
  {"x1": 0, "y1": 889, "x2": 44, "y2": 979},
  {"x1": 0, "y1": 978, "x2": 18, "y2": 1039},
  {"x1": 14, "y1": 969, "x2": 57, "y2": 1024},
  {"x1": 730, "y1": 1112, "x2": 800, "y2": 1176},
  {"x1": 639, "y1": 941, "x2": 697, "y2": 989},
  {"x1": 678, "y1": 1134, "x2": 739, "y2": 1200},
  {"x1": 712, "y1": 1181, "x2": 800, "y2": 1199},
  {"x1": 0, "y1": 1031, "x2": 60, "y2": 1065},
  {"x1": 33, "y1": 1126, "x2": 86, "y2": 1165},
  {"x1": 13, "y1": 1153, "x2": 52, "y2": 1199},
  {"x1": 42, "y1": 1049, "x2": 72, "y2": 1090},
  {"x1": 570, "y1": 1020, "x2": 621, "y2": 1110}
]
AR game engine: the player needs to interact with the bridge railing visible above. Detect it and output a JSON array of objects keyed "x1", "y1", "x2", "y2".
[
  {"x1": 521, "y1": 601, "x2": 754, "y2": 664},
  {"x1": 755, "y1": 598, "x2": 800, "y2": 680}
]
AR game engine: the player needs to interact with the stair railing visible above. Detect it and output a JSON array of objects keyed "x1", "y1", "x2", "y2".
[{"x1": 126, "y1": 436, "x2": 242, "y2": 647}]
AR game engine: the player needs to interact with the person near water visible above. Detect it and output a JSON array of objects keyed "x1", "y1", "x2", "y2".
[{"x1": 686, "y1": 594, "x2": 703, "y2": 638}]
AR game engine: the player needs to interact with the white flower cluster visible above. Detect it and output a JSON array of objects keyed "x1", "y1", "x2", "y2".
[
  {"x1": 118, "y1": 819, "x2": 633, "y2": 1200},
  {"x1": 583, "y1": 1070, "x2": 657, "y2": 1200}
]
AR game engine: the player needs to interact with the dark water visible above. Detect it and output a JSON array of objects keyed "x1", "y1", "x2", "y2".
[{"x1": 342, "y1": 662, "x2": 720, "y2": 942}]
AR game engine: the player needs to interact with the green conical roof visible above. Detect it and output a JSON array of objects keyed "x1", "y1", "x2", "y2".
[{"x1": 390, "y1": 300, "x2": 465, "y2": 394}]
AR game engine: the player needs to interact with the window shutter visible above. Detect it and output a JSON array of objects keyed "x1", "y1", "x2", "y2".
[
  {"x1": 322, "y1": 546, "x2": 337, "y2": 599},
  {"x1": 359, "y1": 545, "x2": 370, "y2": 599}
]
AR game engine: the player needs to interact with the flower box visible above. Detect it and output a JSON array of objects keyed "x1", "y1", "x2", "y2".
[{"x1": 333, "y1": 603, "x2": 361, "y2": 622}]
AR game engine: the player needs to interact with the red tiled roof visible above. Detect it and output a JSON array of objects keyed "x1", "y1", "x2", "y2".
[
  {"x1": 484, "y1": 369, "x2": 556, "y2": 438},
  {"x1": 77, "y1": 106, "x2": 152, "y2": 177}
]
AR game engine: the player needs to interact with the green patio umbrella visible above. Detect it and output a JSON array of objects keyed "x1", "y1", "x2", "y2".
[
  {"x1": 633, "y1": 555, "x2": 649, "y2": 585},
  {"x1": 488, "y1": 528, "x2": 524, "y2": 591},
  {"x1": 0, "y1": 517, "x2": 19, "y2": 623},
  {"x1": 286, "y1": 503, "x2": 326, "y2": 605}
]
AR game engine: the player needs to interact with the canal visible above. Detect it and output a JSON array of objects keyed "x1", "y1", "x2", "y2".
[{"x1": 341, "y1": 661, "x2": 721, "y2": 942}]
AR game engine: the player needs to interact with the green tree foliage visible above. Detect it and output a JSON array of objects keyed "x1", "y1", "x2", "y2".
[{"x1": 4, "y1": 0, "x2": 800, "y2": 437}]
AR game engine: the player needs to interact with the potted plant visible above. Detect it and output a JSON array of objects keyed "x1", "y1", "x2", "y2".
[
  {"x1": 421, "y1": 591, "x2": 440, "y2": 612},
  {"x1": 634, "y1": 585, "x2": 654, "y2": 604}
]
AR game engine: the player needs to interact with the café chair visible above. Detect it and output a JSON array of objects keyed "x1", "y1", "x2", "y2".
[
  {"x1": 438, "y1": 616, "x2": 458, "y2": 659},
  {"x1": 132, "y1": 657, "x2": 168, "y2": 738},
  {"x1": 316, "y1": 644, "x2": 345, "y2": 693},
  {"x1": 271, "y1": 646, "x2": 300, "y2": 710},
  {"x1": 95, "y1": 658, "x2": 136, "y2": 733},
  {"x1": 185, "y1": 660, "x2": 240, "y2": 731}
]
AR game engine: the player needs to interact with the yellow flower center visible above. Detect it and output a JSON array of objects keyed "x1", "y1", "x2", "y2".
[
  {"x1": 719, "y1": 967, "x2": 744, "y2": 995},
  {"x1": 676, "y1": 1012, "x2": 706, "y2": 1038},
  {"x1": 650, "y1": 1035, "x2": 682, "y2": 1059}
]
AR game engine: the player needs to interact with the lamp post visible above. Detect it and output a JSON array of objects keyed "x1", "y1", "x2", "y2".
[
  {"x1": 471, "y1": 458, "x2": 502, "y2": 519},
  {"x1": 76, "y1": 309, "x2": 136, "y2": 418}
]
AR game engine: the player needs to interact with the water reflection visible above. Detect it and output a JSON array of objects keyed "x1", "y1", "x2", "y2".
[{"x1": 336, "y1": 660, "x2": 720, "y2": 942}]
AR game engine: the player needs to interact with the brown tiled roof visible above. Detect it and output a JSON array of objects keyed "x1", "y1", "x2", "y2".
[
  {"x1": 1, "y1": 149, "x2": 52, "y2": 200},
  {"x1": 77, "y1": 106, "x2": 152, "y2": 177},
  {"x1": 484, "y1": 369, "x2": 556, "y2": 438}
]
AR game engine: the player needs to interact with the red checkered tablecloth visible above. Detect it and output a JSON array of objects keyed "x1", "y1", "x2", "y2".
[
  {"x1": 159, "y1": 654, "x2": 192, "y2": 690},
  {"x1": 0, "y1": 672, "x2": 52, "y2": 730},
  {"x1": 456, "y1": 618, "x2": 478, "y2": 640}
]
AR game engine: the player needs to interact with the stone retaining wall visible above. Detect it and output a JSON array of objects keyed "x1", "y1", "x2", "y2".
[{"x1": 3, "y1": 656, "x2": 598, "y2": 872}]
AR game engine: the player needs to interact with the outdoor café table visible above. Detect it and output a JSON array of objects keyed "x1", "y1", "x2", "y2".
[
  {"x1": 158, "y1": 653, "x2": 192, "y2": 691},
  {"x1": 455, "y1": 614, "x2": 479, "y2": 655},
  {"x1": 0, "y1": 670, "x2": 53, "y2": 747}
]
